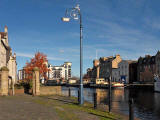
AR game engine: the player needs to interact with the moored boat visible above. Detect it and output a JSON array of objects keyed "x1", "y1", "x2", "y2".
[{"x1": 112, "y1": 82, "x2": 124, "y2": 88}]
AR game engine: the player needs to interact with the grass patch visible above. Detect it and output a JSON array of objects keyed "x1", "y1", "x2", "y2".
[
  {"x1": 33, "y1": 96, "x2": 79, "y2": 120},
  {"x1": 62, "y1": 102, "x2": 120, "y2": 120},
  {"x1": 33, "y1": 95, "x2": 122, "y2": 120}
]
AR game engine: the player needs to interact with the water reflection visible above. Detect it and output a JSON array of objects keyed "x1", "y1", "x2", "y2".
[{"x1": 61, "y1": 87, "x2": 160, "y2": 120}]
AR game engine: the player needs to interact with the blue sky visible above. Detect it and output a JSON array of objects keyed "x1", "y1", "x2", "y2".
[{"x1": 0, "y1": 0, "x2": 160, "y2": 76}]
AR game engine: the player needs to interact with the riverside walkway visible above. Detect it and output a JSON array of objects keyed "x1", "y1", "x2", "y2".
[{"x1": 0, "y1": 94, "x2": 123, "y2": 120}]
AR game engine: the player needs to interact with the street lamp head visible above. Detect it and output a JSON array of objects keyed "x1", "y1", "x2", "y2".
[
  {"x1": 75, "y1": 4, "x2": 80, "y2": 11},
  {"x1": 72, "y1": 12, "x2": 79, "y2": 20},
  {"x1": 61, "y1": 17, "x2": 70, "y2": 22}
]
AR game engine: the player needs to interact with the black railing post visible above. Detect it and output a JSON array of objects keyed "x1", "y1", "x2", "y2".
[
  {"x1": 68, "y1": 88, "x2": 71, "y2": 97},
  {"x1": 78, "y1": 89, "x2": 80, "y2": 104},
  {"x1": 93, "y1": 93, "x2": 97, "y2": 109}
]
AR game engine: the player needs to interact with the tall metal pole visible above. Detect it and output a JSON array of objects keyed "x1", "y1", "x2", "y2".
[
  {"x1": 108, "y1": 76, "x2": 111, "y2": 112},
  {"x1": 79, "y1": 13, "x2": 84, "y2": 105},
  {"x1": 62, "y1": 4, "x2": 84, "y2": 105}
]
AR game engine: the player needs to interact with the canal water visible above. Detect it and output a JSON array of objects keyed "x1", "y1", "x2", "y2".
[{"x1": 61, "y1": 86, "x2": 160, "y2": 120}]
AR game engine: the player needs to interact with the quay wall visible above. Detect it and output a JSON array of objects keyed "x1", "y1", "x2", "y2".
[{"x1": 40, "y1": 86, "x2": 61, "y2": 95}]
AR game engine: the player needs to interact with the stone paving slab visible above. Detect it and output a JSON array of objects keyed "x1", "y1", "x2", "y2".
[
  {"x1": 0, "y1": 95, "x2": 60, "y2": 120},
  {"x1": 0, "y1": 95, "x2": 101, "y2": 120}
]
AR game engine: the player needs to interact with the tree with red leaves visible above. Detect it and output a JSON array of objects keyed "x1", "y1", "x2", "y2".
[{"x1": 24, "y1": 52, "x2": 49, "y2": 82}]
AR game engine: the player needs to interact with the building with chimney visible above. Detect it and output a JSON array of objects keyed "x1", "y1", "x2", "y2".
[
  {"x1": 137, "y1": 55, "x2": 156, "y2": 83},
  {"x1": 86, "y1": 55, "x2": 122, "y2": 84},
  {"x1": 0, "y1": 26, "x2": 17, "y2": 84}
]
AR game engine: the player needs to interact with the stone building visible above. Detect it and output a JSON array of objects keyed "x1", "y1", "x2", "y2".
[
  {"x1": 86, "y1": 55, "x2": 122, "y2": 84},
  {"x1": 0, "y1": 26, "x2": 17, "y2": 84},
  {"x1": 8, "y1": 53, "x2": 17, "y2": 83},
  {"x1": 112, "y1": 68, "x2": 119, "y2": 82},
  {"x1": 155, "y1": 51, "x2": 160, "y2": 75},
  {"x1": 0, "y1": 26, "x2": 10, "y2": 67},
  {"x1": 137, "y1": 55, "x2": 156, "y2": 83},
  {"x1": 86, "y1": 68, "x2": 93, "y2": 78},
  {"x1": 92, "y1": 59, "x2": 100, "y2": 79},
  {"x1": 99, "y1": 55, "x2": 122, "y2": 82},
  {"x1": 118, "y1": 60, "x2": 137, "y2": 84}
]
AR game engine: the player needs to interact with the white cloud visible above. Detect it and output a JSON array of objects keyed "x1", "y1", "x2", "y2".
[
  {"x1": 47, "y1": 56, "x2": 64, "y2": 61},
  {"x1": 16, "y1": 52, "x2": 65, "y2": 61},
  {"x1": 59, "y1": 49, "x2": 65, "y2": 53},
  {"x1": 82, "y1": 17, "x2": 160, "y2": 61},
  {"x1": 16, "y1": 52, "x2": 34, "y2": 58}
]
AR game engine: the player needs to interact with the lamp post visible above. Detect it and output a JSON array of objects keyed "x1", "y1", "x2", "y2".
[{"x1": 62, "y1": 4, "x2": 84, "y2": 105}]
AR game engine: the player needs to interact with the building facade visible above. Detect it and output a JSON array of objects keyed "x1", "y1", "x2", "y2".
[
  {"x1": 137, "y1": 55, "x2": 156, "y2": 83},
  {"x1": 99, "y1": 55, "x2": 122, "y2": 82},
  {"x1": 118, "y1": 60, "x2": 129, "y2": 83},
  {"x1": 8, "y1": 53, "x2": 17, "y2": 83},
  {"x1": 47, "y1": 62, "x2": 72, "y2": 81},
  {"x1": 118, "y1": 60, "x2": 137, "y2": 84},
  {"x1": 112, "y1": 68, "x2": 120, "y2": 82},
  {"x1": 0, "y1": 26, "x2": 17, "y2": 84},
  {"x1": 18, "y1": 69, "x2": 23, "y2": 80},
  {"x1": 129, "y1": 62, "x2": 137, "y2": 83},
  {"x1": 18, "y1": 68, "x2": 26, "y2": 80},
  {"x1": 155, "y1": 51, "x2": 160, "y2": 75},
  {"x1": 86, "y1": 55, "x2": 122, "y2": 84}
]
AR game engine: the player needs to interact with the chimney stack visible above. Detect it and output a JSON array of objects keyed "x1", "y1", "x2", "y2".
[{"x1": 4, "y1": 25, "x2": 8, "y2": 33}]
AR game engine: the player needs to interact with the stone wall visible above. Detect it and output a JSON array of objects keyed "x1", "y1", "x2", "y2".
[
  {"x1": 9, "y1": 88, "x2": 24, "y2": 95},
  {"x1": 0, "y1": 67, "x2": 9, "y2": 96},
  {"x1": 32, "y1": 67, "x2": 40, "y2": 96},
  {"x1": 40, "y1": 86, "x2": 61, "y2": 95}
]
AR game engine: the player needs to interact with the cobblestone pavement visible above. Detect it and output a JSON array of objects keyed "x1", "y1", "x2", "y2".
[{"x1": 0, "y1": 95, "x2": 100, "y2": 120}]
